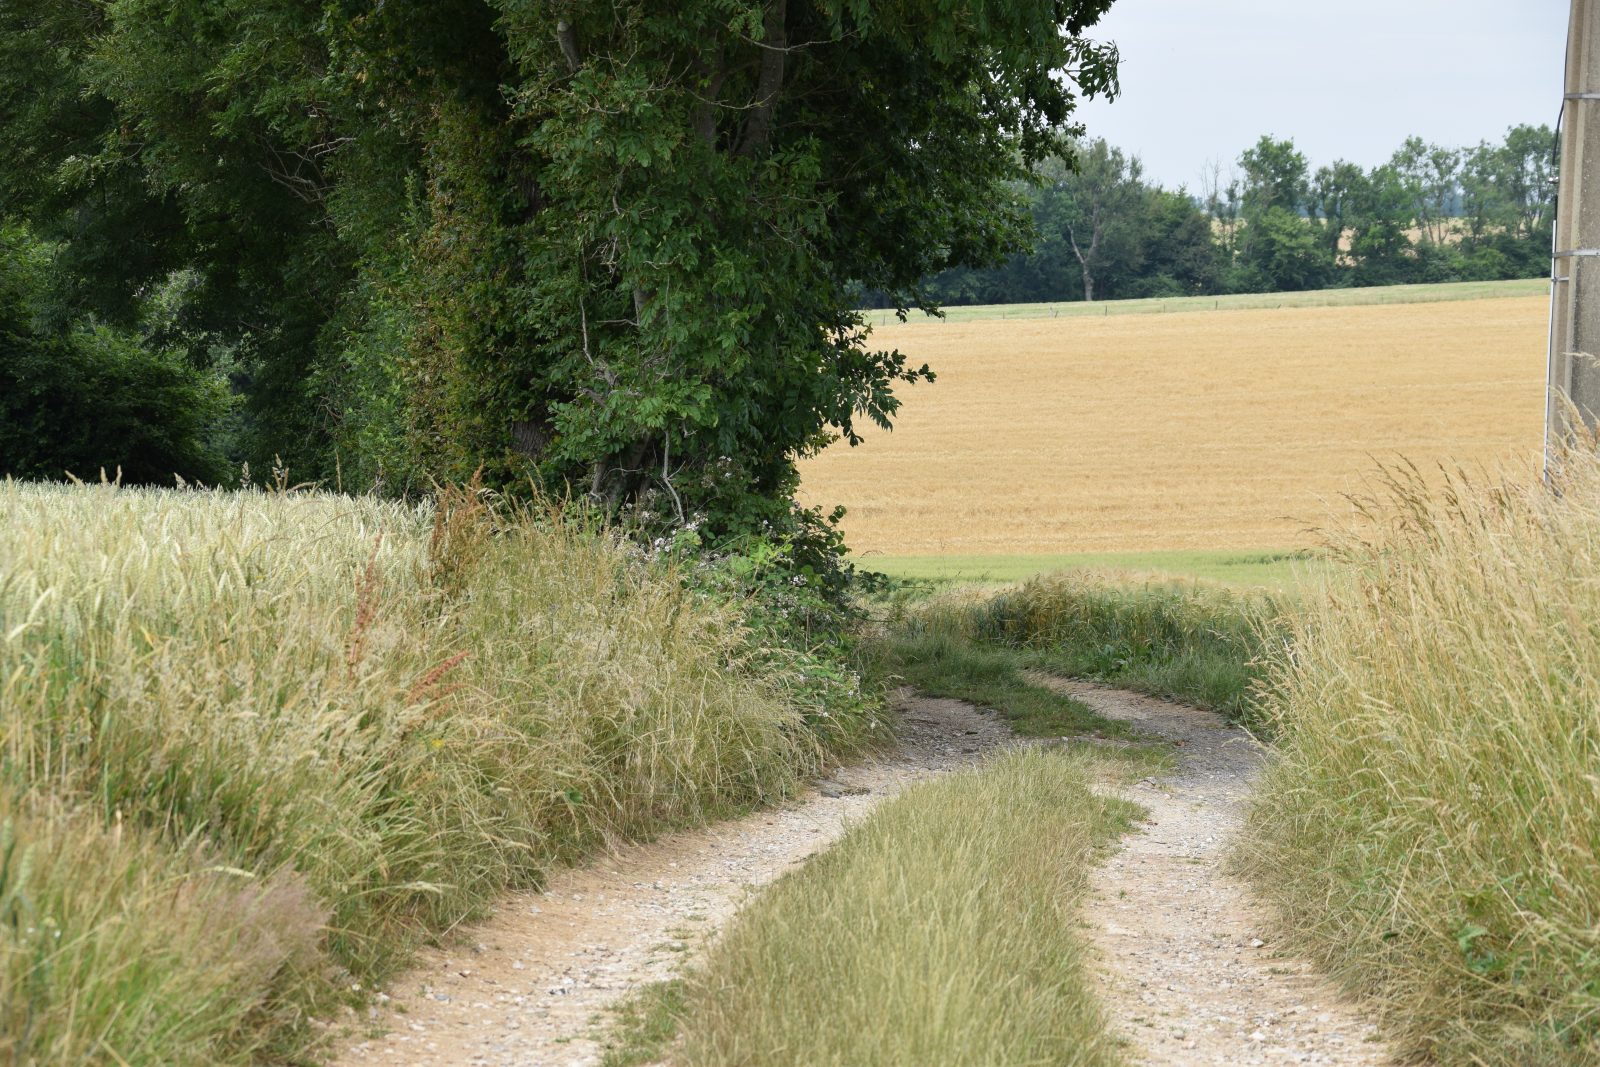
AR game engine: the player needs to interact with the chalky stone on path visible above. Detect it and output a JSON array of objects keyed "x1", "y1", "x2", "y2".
[
  {"x1": 331, "y1": 696, "x2": 1014, "y2": 1067},
  {"x1": 1052, "y1": 678, "x2": 1393, "y2": 1067}
]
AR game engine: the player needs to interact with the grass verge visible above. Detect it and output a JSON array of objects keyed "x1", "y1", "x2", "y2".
[
  {"x1": 1241, "y1": 462, "x2": 1600, "y2": 1064},
  {"x1": 881, "y1": 573, "x2": 1283, "y2": 724},
  {"x1": 860, "y1": 549, "x2": 1321, "y2": 591},
  {"x1": 674, "y1": 747, "x2": 1138, "y2": 1066},
  {"x1": 873, "y1": 627, "x2": 1141, "y2": 740},
  {"x1": 861, "y1": 277, "x2": 1545, "y2": 325},
  {"x1": 0, "y1": 481, "x2": 873, "y2": 1064}
]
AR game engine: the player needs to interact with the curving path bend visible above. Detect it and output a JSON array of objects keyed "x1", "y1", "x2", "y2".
[{"x1": 1046, "y1": 678, "x2": 1392, "y2": 1067}]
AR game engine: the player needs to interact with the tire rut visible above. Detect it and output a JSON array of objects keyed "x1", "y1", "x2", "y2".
[{"x1": 1046, "y1": 678, "x2": 1393, "y2": 1067}]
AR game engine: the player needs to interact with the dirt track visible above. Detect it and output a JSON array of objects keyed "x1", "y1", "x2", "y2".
[{"x1": 334, "y1": 682, "x2": 1392, "y2": 1067}]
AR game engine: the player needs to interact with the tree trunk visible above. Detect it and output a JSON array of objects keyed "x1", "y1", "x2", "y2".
[
  {"x1": 736, "y1": 0, "x2": 787, "y2": 157},
  {"x1": 1067, "y1": 223, "x2": 1098, "y2": 302}
]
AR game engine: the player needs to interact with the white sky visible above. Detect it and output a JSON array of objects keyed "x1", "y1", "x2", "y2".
[{"x1": 1072, "y1": 0, "x2": 1571, "y2": 190}]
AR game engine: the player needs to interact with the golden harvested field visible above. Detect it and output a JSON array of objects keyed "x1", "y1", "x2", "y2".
[{"x1": 799, "y1": 295, "x2": 1548, "y2": 555}]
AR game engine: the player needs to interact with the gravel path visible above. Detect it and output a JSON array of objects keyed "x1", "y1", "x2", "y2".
[
  {"x1": 334, "y1": 680, "x2": 1392, "y2": 1067},
  {"x1": 1049, "y1": 679, "x2": 1392, "y2": 1067},
  {"x1": 331, "y1": 695, "x2": 1014, "y2": 1067}
]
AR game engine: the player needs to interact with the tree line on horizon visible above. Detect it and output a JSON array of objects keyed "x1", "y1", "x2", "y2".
[{"x1": 894, "y1": 126, "x2": 1557, "y2": 307}]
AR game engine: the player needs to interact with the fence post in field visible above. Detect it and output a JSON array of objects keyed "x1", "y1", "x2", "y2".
[{"x1": 1549, "y1": 0, "x2": 1600, "y2": 460}]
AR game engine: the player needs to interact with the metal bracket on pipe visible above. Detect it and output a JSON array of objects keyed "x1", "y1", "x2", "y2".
[
  {"x1": 1565, "y1": 92, "x2": 1600, "y2": 100},
  {"x1": 1553, "y1": 249, "x2": 1600, "y2": 258}
]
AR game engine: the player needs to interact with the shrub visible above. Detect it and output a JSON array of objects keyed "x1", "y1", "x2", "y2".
[{"x1": 0, "y1": 228, "x2": 232, "y2": 486}]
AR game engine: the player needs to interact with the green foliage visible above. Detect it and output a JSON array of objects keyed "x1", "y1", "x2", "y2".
[
  {"x1": 1239, "y1": 205, "x2": 1329, "y2": 292},
  {"x1": 1239, "y1": 135, "x2": 1310, "y2": 217},
  {"x1": 0, "y1": 0, "x2": 1121, "y2": 548},
  {"x1": 0, "y1": 228, "x2": 231, "y2": 485},
  {"x1": 913, "y1": 125, "x2": 1556, "y2": 306},
  {"x1": 1037, "y1": 140, "x2": 1151, "y2": 301},
  {"x1": 661, "y1": 502, "x2": 889, "y2": 752},
  {"x1": 921, "y1": 138, "x2": 1220, "y2": 305}
]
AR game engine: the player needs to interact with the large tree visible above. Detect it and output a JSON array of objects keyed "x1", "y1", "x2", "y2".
[
  {"x1": 1390, "y1": 136, "x2": 1461, "y2": 248},
  {"x1": 1038, "y1": 140, "x2": 1146, "y2": 302},
  {"x1": 2, "y1": 0, "x2": 1119, "y2": 535},
  {"x1": 1238, "y1": 135, "x2": 1309, "y2": 218},
  {"x1": 1309, "y1": 160, "x2": 1367, "y2": 265}
]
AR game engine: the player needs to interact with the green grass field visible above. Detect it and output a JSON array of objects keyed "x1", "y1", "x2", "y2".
[
  {"x1": 862, "y1": 277, "x2": 1546, "y2": 326},
  {"x1": 859, "y1": 549, "x2": 1322, "y2": 590}
]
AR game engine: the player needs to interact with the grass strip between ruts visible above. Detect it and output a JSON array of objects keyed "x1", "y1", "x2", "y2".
[{"x1": 668, "y1": 747, "x2": 1140, "y2": 1067}]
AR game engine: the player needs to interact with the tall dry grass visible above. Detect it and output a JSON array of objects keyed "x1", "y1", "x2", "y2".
[
  {"x1": 1241, "y1": 461, "x2": 1600, "y2": 1064},
  {"x1": 0, "y1": 480, "x2": 838, "y2": 1064}
]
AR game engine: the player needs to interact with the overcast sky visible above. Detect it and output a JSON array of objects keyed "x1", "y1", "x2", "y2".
[{"x1": 1072, "y1": 0, "x2": 1570, "y2": 190}]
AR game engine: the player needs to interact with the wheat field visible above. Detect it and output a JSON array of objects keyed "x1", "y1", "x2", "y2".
[{"x1": 800, "y1": 293, "x2": 1547, "y2": 555}]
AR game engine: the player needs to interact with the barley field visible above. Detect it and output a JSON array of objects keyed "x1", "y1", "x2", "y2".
[{"x1": 801, "y1": 290, "x2": 1547, "y2": 556}]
